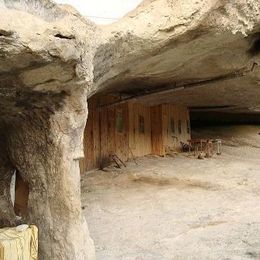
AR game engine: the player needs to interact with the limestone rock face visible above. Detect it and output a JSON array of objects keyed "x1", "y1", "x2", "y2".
[
  {"x1": 0, "y1": 0, "x2": 260, "y2": 260},
  {"x1": 5, "y1": 91, "x2": 95, "y2": 260},
  {"x1": 94, "y1": 0, "x2": 260, "y2": 113},
  {"x1": 0, "y1": 1, "x2": 97, "y2": 122},
  {"x1": 0, "y1": 0, "x2": 97, "y2": 259},
  {"x1": 0, "y1": 0, "x2": 97, "y2": 90}
]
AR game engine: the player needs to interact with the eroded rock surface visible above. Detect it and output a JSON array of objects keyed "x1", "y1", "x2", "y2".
[
  {"x1": 5, "y1": 91, "x2": 94, "y2": 259},
  {"x1": 0, "y1": 0, "x2": 260, "y2": 259},
  {"x1": 0, "y1": 0, "x2": 97, "y2": 259},
  {"x1": 94, "y1": 0, "x2": 260, "y2": 114}
]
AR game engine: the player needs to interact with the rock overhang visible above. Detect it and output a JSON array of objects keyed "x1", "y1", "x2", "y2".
[
  {"x1": 0, "y1": 0, "x2": 98, "y2": 124},
  {"x1": 91, "y1": 0, "x2": 260, "y2": 114},
  {"x1": 0, "y1": 1, "x2": 259, "y2": 259},
  {"x1": 1, "y1": 0, "x2": 260, "y2": 116}
]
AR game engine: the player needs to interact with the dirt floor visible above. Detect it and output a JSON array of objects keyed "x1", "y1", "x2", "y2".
[{"x1": 81, "y1": 125, "x2": 260, "y2": 260}]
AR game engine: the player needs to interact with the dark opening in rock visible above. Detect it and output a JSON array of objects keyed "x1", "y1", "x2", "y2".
[
  {"x1": 54, "y1": 33, "x2": 75, "y2": 40},
  {"x1": 248, "y1": 33, "x2": 260, "y2": 56},
  {"x1": 14, "y1": 171, "x2": 29, "y2": 218},
  {"x1": 0, "y1": 30, "x2": 13, "y2": 37}
]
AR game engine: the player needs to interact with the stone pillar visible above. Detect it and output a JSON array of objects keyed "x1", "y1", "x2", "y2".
[
  {"x1": 6, "y1": 89, "x2": 95, "y2": 260},
  {"x1": 0, "y1": 154, "x2": 16, "y2": 227}
]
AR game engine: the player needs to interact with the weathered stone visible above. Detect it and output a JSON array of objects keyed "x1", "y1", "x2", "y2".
[
  {"x1": 0, "y1": 0, "x2": 260, "y2": 259},
  {"x1": 94, "y1": 0, "x2": 260, "y2": 113},
  {"x1": 0, "y1": 0, "x2": 97, "y2": 259},
  {"x1": 0, "y1": 141, "x2": 16, "y2": 227},
  {"x1": 5, "y1": 89, "x2": 94, "y2": 260}
]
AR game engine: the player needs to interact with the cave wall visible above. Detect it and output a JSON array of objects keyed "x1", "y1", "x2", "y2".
[
  {"x1": 0, "y1": 90, "x2": 95, "y2": 259},
  {"x1": 0, "y1": 140, "x2": 16, "y2": 227},
  {"x1": 0, "y1": 0, "x2": 98, "y2": 259},
  {"x1": 0, "y1": 0, "x2": 259, "y2": 259}
]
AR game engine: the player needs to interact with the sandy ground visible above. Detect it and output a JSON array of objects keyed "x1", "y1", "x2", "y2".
[{"x1": 81, "y1": 125, "x2": 260, "y2": 260}]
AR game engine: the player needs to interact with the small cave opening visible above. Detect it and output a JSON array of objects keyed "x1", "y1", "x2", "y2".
[
  {"x1": 54, "y1": 33, "x2": 75, "y2": 40},
  {"x1": 0, "y1": 29, "x2": 13, "y2": 37},
  {"x1": 9, "y1": 169, "x2": 29, "y2": 221},
  {"x1": 13, "y1": 170, "x2": 29, "y2": 219},
  {"x1": 248, "y1": 33, "x2": 260, "y2": 56}
]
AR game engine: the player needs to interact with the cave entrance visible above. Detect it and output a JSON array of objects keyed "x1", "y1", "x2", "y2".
[
  {"x1": 80, "y1": 93, "x2": 191, "y2": 173},
  {"x1": 9, "y1": 170, "x2": 29, "y2": 220},
  {"x1": 14, "y1": 170, "x2": 29, "y2": 218}
]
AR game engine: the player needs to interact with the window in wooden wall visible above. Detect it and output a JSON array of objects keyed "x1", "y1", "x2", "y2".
[
  {"x1": 187, "y1": 120, "x2": 190, "y2": 134},
  {"x1": 170, "y1": 117, "x2": 175, "y2": 133},
  {"x1": 116, "y1": 110, "x2": 123, "y2": 133},
  {"x1": 139, "y1": 115, "x2": 145, "y2": 134},
  {"x1": 178, "y1": 119, "x2": 182, "y2": 134}
]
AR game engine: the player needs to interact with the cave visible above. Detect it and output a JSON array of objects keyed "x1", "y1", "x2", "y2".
[{"x1": 0, "y1": 0, "x2": 260, "y2": 259}]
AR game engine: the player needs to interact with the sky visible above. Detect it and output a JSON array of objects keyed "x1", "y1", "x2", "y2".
[{"x1": 54, "y1": 0, "x2": 143, "y2": 24}]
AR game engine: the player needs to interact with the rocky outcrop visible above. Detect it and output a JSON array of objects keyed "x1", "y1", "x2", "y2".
[
  {"x1": 0, "y1": 0, "x2": 260, "y2": 259},
  {"x1": 94, "y1": 0, "x2": 260, "y2": 114},
  {"x1": 0, "y1": 0, "x2": 97, "y2": 259},
  {"x1": 5, "y1": 90, "x2": 95, "y2": 259}
]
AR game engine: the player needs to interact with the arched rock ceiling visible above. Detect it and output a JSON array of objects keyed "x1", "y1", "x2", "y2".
[
  {"x1": 93, "y1": 0, "x2": 260, "y2": 114},
  {"x1": 0, "y1": 0, "x2": 97, "y2": 123},
  {"x1": 0, "y1": 0, "x2": 260, "y2": 119}
]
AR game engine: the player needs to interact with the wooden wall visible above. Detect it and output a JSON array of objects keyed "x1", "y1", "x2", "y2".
[
  {"x1": 151, "y1": 104, "x2": 191, "y2": 156},
  {"x1": 81, "y1": 95, "x2": 191, "y2": 173},
  {"x1": 162, "y1": 104, "x2": 190, "y2": 153},
  {"x1": 101, "y1": 102, "x2": 129, "y2": 167},
  {"x1": 81, "y1": 97, "x2": 101, "y2": 171},
  {"x1": 128, "y1": 102, "x2": 151, "y2": 158},
  {"x1": 151, "y1": 105, "x2": 164, "y2": 156},
  {"x1": 81, "y1": 96, "x2": 130, "y2": 172}
]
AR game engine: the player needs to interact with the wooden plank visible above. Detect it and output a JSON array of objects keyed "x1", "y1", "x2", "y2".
[
  {"x1": 107, "y1": 106, "x2": 116, "y2": 157},
  {"x1": 92, "y1": 97, "x2": 101, "y2": 169},
  {"x1": 128, "y1": 102, "x2": 136, "y2": 157},
  {"x1": 115, "y1": 103, "x2": 129, "y2": 162},
  {"x1": 100, "y1": 106, "x2": 109, "y2": 168},
  {"x1": 161, "y1": 104, "x2": 169, "y2": 153},
  {"x1": 129, "y1": 102, "x2": 152, "y2": 157},
  {"x1": 151, "y1": 105, "x2": 164, "y2": 156},
  {"x1": 144, "y1": 104, "x2": 152, "y2": 155},
  {"x1": 166, "y1": 104, "x2": 179, "y2": 152}
]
